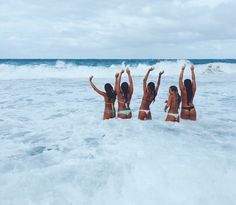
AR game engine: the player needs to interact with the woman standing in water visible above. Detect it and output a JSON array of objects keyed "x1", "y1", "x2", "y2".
[
  {"x1": 89, "y1": 74, "x2": 118, "y2": 120},
  {"x1": 179, "y1": 64, "x2": 197, "y2": 120},
  {"x1": 116, "y1": 68, "x2": 133, "y2": 119},
  {"x1": 138, "y1": 68, "x2": 164, "y2": 120},
  {"x1": 164, "y1": 86, "x2": 181, "y2": 122}
]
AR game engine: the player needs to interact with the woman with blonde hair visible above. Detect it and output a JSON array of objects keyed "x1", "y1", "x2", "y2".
[
  {"x1": 164, "y1": 85, "x2": 181, "y2": 122},
  {"x1": 138, "y1": 68, "x2": 164, "y2": 120}
]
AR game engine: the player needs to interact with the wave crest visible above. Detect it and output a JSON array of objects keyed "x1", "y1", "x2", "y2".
[{"x1": 0, "y1": 60, "x2": 235, "y2": 80}]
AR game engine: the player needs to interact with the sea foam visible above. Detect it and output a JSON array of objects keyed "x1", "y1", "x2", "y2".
[
  {"x1": 0, "y1": 60, "x2": 236, "y2": 204},
  {"x1": 0, "y1": 60, "x2": 235, "y2": 80}
]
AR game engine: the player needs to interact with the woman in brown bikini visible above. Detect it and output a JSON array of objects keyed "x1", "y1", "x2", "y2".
[
  {"x1": 179, "y1": 64, "x2": 197, "y2": 121},
  {"x1": 89, "y1": 74, "x2": 118, "y2": 120},
  {"x1": 116, "y1": 68, "x2": 133, "y2": 119},
  {"x1": 164, "y1": 86, "x2": 181, "y2": 122},
  {"x1": 138, "y1": 68, "x2": 164, "y2": 120}
]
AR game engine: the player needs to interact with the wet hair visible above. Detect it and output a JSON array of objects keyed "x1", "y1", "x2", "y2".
[
  {"x1": 184, "y1": 79, "x2": 193, "y2": 105},
  {"x1": 170, "y1": 85, "x2": 181, "y2": 109},
  {"x1": 121, "y1": 82, "x2": 129, "y2": 103},
  {"x1": 104, "y1": 83, "x2": 116, "y2": 101},
  {"x1": 148, "y1": 82, "x2": 156, "y2": 102}
]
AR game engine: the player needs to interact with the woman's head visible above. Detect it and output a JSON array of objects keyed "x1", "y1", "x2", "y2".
[
  {"x1": 169, "y1": 85, "x2": 178, "y2": 93},
  {"x1": 184, "y1": 79, "x2": 192, "y2": 89},
  {"x1": 121, "y1": 82, "x2": 129, "y2": 102},
  {"x1": 148, "y1": 82, "x2": 155, "y2": 92},
  {"x1": 121, "y1": 82, "x2": 129, "y2": 93},
  {"x1": 184, "y1": 79, "x2": 193, "y2": 105},
  {"x1": 169, "y1": 85, "x2": 181, "y2": 108},
  {"x1": 104, "y1": 83, "x2": 116, "y2": 101}
]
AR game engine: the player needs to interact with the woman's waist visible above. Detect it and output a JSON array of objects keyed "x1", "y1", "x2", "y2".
[
  {"x1": 181, "y1": 98, "x2": 194, "y2": 105},
  {"x1": 139, "y1": 103, "x2": 150, "y2": 110},
  {"x1": 105, "y1": 103, "x2": 115, "y2": 110},
  {"x1": 181, "y1": 103, "x2": 194, "y2": 108},
  {"x1": 118, "y1": 106, "x2": 130, "y2": 111},
  {"x1": 118, "y1": 99, "x2": 130, "y2": 105},
  {"x1": 168, "y1": 110, "x2": 178, "y2": 114}
]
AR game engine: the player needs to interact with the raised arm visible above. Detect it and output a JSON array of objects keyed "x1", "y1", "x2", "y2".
[
  {"x1": 114, "y1": 73, "x2": 119, "y2": 94},
  {"x1": 191, "y1": 65, "x2": 196, "y2": 94},
  {"x1": 143, "y1": 67, "x2": 154, "y2": 93},
  {"x1": 89, "y1": 76, "x2": 106, "y2": 97},
  {"x1": 179, "y1": 64, "x2": 185, "y2": 91},
  {"x1": 116, "y1": 69, "x2": 124, "y2": 94},
  {"x1": 126, "y1": 68, "x2": 133, "y2": 95},
  {"x1": 155, "y1": 70, "x2": 164, "y2": 94}
]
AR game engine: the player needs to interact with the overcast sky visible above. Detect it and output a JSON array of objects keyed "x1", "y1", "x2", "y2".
[{"x1": 0, "y1": 0, "x2": 236, "y2": 58}]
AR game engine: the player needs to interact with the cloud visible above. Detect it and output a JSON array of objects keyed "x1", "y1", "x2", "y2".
[{"x1": 0, "y1": 0, "x2": 235, "y2": 58}]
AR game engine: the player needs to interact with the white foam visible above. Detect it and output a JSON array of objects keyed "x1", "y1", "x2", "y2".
[
  {"x1": 0, "y1": 60, "x2": 236, "y2": 80},
  {"x1": 0, "y1": 71, "x2": 236, "y2": 204}
]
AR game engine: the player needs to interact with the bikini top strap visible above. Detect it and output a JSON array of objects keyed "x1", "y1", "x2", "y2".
[
  {"x1": 118, "y1": 100, "x2": 129, "y2": 109},
  {"x1": 105, "y1": 102, "x2": 115, "y2": 111}
]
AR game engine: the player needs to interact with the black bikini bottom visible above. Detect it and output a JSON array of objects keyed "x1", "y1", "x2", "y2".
[{"x1": 182, "y1": 106, "x2": 195, "y2": 111}]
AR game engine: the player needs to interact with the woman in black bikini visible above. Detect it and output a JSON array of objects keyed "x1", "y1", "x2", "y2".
[
  {"x1": 89, "y1": 74, "x2": 118, "y2": 120},
  {"x1": 116, "y1": 68, "x2": 133, "y2": 119},
  {"x1": 138, "y1": 68, "x2": 164, "y2": 120},
  {"x1": 179, "y1": 64, "x2": 197, "y2": 121}
]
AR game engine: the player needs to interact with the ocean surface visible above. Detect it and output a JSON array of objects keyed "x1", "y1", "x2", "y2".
[{"x1": 0, "y1": 59, "x2": 236, "y2": 205}]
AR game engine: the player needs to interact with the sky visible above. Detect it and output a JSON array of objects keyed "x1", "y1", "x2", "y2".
[{"x1": 0, "y1": 0, "x2": 236, "y2": 59}]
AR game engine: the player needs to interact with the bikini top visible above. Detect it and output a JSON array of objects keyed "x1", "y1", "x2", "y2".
[
  {"x1": 118, "y1": 100, "x2": 129, "y2": 109},
  {"x1": 118, "y1": 93, "x2": 130, "y2": 108}
]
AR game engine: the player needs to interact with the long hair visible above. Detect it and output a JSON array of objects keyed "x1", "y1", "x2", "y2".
[
  {"x1": 184, "y1": 79, "x2": 193, "y2": 105},
  {"x1": 148, "y1": 82, "x2": 156, "y2": 103},
  {"x1": 170, "y1": 85, "x2": 181, "y2": 109},
  {"x1": 121, "y1": 82, "x2": 129, "y2": 103},
  {"x1": 104, "y1": 83, "x2": 116, "y2": 101}
]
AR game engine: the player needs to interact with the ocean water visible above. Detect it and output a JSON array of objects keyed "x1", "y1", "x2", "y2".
[{"x1": 0, "y1": 59, "x2": 236, "y2": 205}]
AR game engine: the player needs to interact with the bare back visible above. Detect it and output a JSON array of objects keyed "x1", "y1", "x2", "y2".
[
  {"x1": 139, "y1": 90, "x2": 156, "y2": 110},
  {"x1": 168, "y1": 94, "x2": 179, "y2": 114},
  {"x1": 180, "y1": 87, "x2": 195, "y2": 107}
]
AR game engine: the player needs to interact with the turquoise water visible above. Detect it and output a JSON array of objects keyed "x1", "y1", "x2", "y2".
[{"x1": 1, "y1": 59, "x2": 236, "y2": 67}]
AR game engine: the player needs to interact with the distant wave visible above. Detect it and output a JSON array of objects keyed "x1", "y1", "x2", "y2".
[
  {"x1": 0, "y1": 59, "x2": 235, "y2": 80},
  {"x1": 1, "y1": 59, "x2": 236, "y2": 67}
]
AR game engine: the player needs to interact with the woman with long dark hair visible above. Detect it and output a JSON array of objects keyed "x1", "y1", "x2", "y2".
[
  {"x1": 179, "y1": 64, "x2": 197, "y2": 120},
  {"x1": 164, "y1": 86, "x2": 181, "y2": 122},
  {"x1": 89, "y1": 74, "x2": 118, "y2": 120},
  {"x1": 138, "y1": 68, "x2": 164, "y2": 120},
  {"x1": 116, "y1": 68, "x2": 133, "y2": 119}
]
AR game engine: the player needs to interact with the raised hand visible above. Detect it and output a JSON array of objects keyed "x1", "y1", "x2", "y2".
[
  {"x1": 126, "y1": 68, "x2": 131, "y2": 74},
  {"x1": 149, "y1": 67, "x2": 154, "y2": 72},
  {"x1": 89, "y1": 76, "x2": 93, "y2": 82},
  {"x1": 159, "y1": 70, "x2": 164, "y2": 75},
  {"x1": 190, "y1": 65, "x2": 194, "y2": 71},
  {"x1": 115, "y1": 73, "x2": 119, "y2": 78},
  {"x1": 182, "y1": 64, "x2": 186, "y2": 70},
  {"x1": 120, "y1": 69, "x2": 125, "y2": 74}
]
